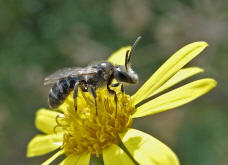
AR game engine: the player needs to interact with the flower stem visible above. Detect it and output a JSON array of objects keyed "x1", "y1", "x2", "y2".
[
  {"x1": 91, "y1": 155, "x2": 104, "y2": 165},
  {"x1": 119, "y1": 141, "x2": 139, "y2": 165}
]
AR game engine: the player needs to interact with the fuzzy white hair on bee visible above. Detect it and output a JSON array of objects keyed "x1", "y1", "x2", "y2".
[{"x1": 113, "y1": 36, "x2": 141, "y2": 84}]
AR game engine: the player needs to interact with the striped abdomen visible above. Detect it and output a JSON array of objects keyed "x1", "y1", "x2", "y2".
[{"x1": 48, "y1": 77, "x2": 78, "y2": 108}]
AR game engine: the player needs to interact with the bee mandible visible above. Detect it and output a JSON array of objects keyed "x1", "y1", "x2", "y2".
[{"x1": 44, "y1": 36, "x2": 141, "y2": 114}]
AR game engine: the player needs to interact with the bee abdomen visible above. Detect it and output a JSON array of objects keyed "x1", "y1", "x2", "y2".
[{"x1": 48, "y1": 79, "x2": 74, "y2": 109}]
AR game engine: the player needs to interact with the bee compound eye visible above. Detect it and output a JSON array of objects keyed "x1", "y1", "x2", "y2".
[{"x1": 117, "y1": 71, "x2": 127, "y2": 81}]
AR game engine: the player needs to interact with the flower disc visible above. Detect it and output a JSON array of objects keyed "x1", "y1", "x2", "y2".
[{"x1": 59, "y1": 88, "x2": 135, "y2": 156}]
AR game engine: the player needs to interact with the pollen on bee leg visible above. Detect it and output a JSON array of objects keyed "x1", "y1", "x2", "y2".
[{"x1": 60, "y1": 87, "x2": 135, "y2": 156}]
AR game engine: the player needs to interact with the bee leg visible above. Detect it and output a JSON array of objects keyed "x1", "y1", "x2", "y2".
[
  {"x1": 73, "y1": 81, "x2": 80, "y2": 111},
  {"x1": 107, "y1": 84, "x2": 118, "y2": 117},
  {"x1": 88, "y1": 85, "x2": 97, "y2": 115},
  {"x1": 107, "y1": 75, "x2": 118, "y2": 116},
  {"x1": 121, "y1": 84, "x2": 124, "y2": 93},
  {"x1": 111, "y1": 82, "x2": 125, "y2": 93},
  {"x1": 111, "y1": 82, "x2": 120, "y2": 87}
]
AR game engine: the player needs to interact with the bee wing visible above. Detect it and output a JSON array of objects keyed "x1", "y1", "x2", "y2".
[{"x1": 43, "y1": 67, "x2": 98, "y2": 86}]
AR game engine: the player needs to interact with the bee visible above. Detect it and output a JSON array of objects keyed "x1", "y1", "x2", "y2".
[{"x1": 44, "y1": 36, "x2": 141, "y2": 113}]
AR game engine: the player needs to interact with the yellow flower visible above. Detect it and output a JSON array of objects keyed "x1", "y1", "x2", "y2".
[{"x1": 27, "y1": 42, "x2": 216, "y2": 165}]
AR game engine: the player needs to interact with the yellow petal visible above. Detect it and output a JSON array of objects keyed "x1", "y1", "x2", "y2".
[
  {"x1": 133, "y1": 78, "x2": 217, "y2": 118},
  {"x1": 119, "y1": 129, "x2": 179, "y2": 165},
  {"x1": 27, "y1": 133, "x2": 63, "y2": 157},
  {"x1": 103, "y1": 144, "x2": 135, "y2": 165},
  {"x1": 35, "y1": 108, "x2": 63, "y2": 134},
  {"x1": 41, "y1": 150, "x2": 64, "y2": 165},
  {"x1": 107, "y1": 46, "x2": 131, "y2": 65},
  {"x1": 59, "y1": 152, "x2": 91, "y2": 165},
  {"x1": 132, "y1": 41, "x2": 208, "y2": 105},
  {"x1": 149, "y1": 67, "x2": 204, "y2": 97}
]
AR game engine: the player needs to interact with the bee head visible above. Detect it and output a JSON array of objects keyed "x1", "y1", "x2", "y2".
[
  {"x1": 114, "y1": 36, "x2": 141, "y2": 84},
  {"x1": 114, "y1": 65, "x2": 138, "y2": 84}
]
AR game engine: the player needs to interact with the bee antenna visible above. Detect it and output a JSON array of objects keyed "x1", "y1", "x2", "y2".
[
  {"x1": 128, "y1": 36, "x2": 142, "y2": 63},
  {"x1": 125, "y1": 50, "x2": 130, "y2": 70}
]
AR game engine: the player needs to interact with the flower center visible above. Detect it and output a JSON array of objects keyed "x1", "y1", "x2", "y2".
[{"x1": 58, "y1": 87, "x2": 135, "y2": 156}]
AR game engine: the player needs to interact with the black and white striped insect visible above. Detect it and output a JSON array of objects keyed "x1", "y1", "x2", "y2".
[{"x1": 44, "y1": 36, "x2": 141, "y2": 112}]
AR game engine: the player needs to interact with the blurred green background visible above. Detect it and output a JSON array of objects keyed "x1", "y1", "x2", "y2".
[{"x1": 0, "y1": 0, "x2": 227, "y2": 164}]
